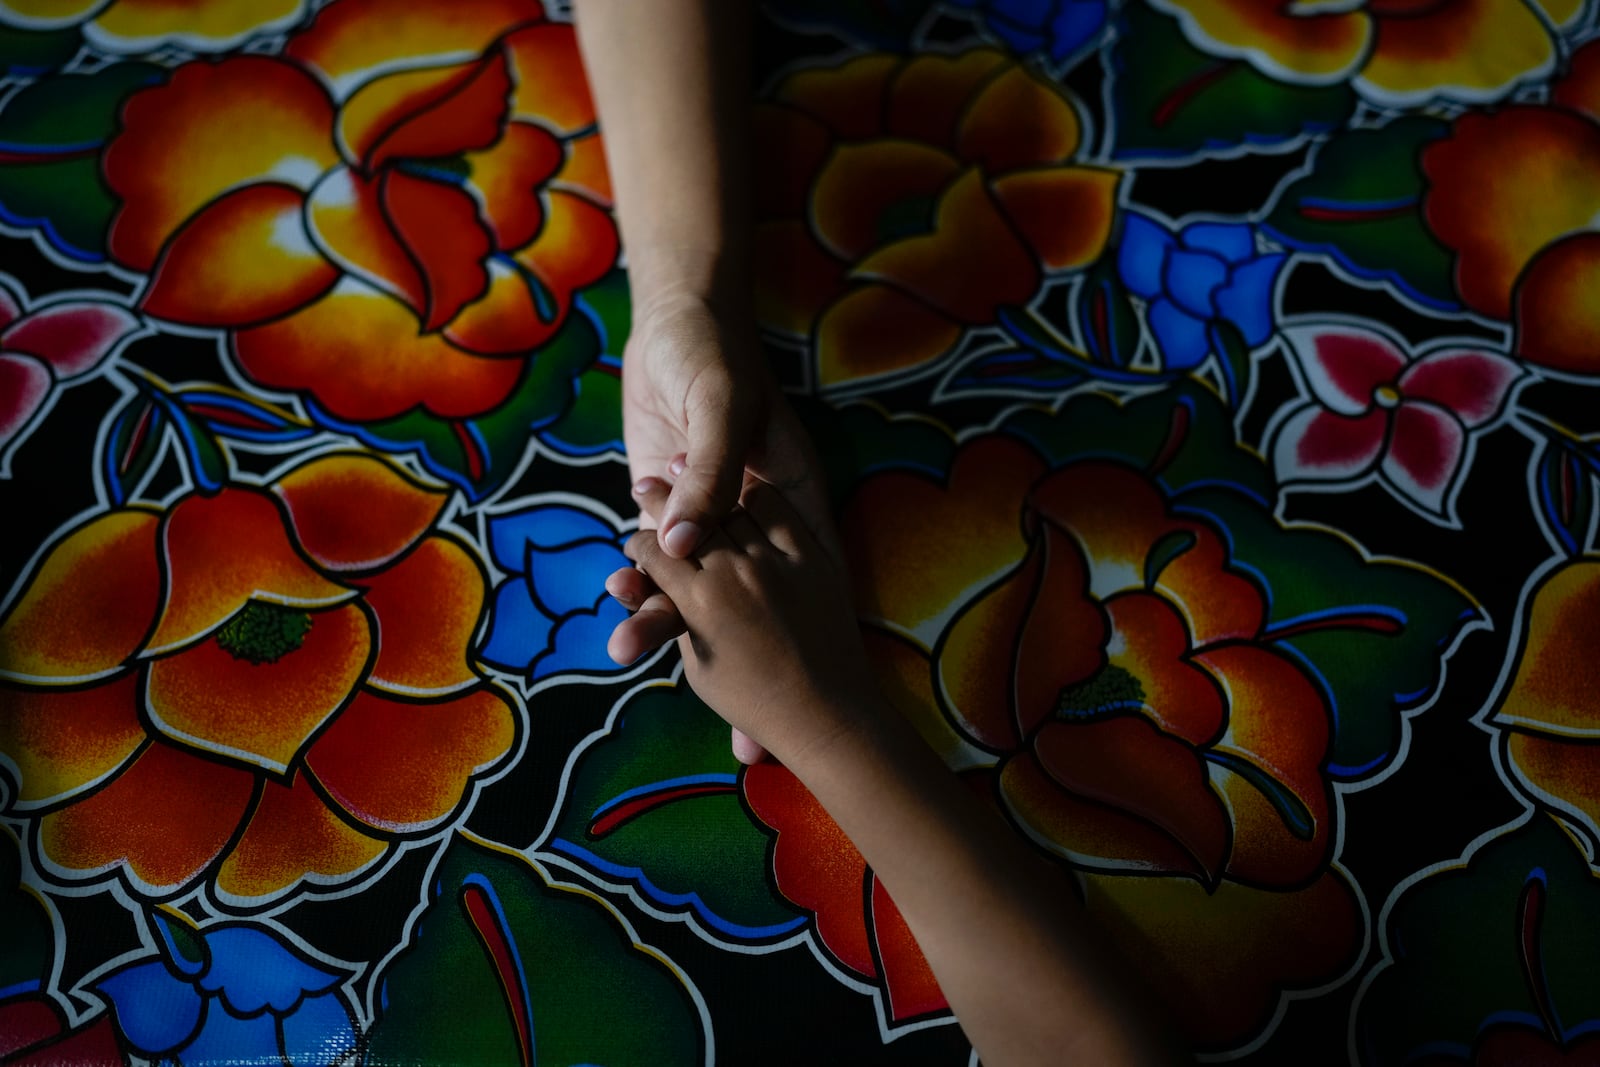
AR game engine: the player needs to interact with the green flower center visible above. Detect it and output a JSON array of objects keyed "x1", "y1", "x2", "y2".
[
  {"x1": 1056, "y1": 664, "x2": 1146, "y2": 722},
  {"x1": 215, "y1": 600, "x2": 313, "y2": 665}
]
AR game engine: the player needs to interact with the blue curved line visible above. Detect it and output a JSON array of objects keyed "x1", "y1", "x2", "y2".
[
  {"x1": 546, "y1": 838, "x2": 807, "y2": 941},
  {"x1": 590, "y1": 773, "x2": 740, "y2": 820}
]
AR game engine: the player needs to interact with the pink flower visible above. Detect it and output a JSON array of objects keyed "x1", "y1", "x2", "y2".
[
  {"x1": 0, "y1": 278, "x2": 142, "y2": 475},
  {"x1": 1272, "y1": 323, "x2": 1522, "y2": 520}
]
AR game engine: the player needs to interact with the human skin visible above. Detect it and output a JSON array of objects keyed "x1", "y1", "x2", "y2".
[
  {"x1": 573, "y1": 0, "x2": 835, "y2": 762},
  {"x1": 611, "y1": 476, "x2": 1187, "y2": 1067}
]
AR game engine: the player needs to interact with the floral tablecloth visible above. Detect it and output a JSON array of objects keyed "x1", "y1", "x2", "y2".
[{"x1": 4, "y1": 0, "x2": 1600, "y2": 1063}]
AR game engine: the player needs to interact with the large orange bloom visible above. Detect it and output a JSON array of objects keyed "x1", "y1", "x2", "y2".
[
  {"x1": 1151, "y1": 0, "x2": 1583, "y2": 105},
  {"x1": 1491, "y1": 559, "x2": 1600, "y2": 842},
  {"x1": 1422, "y1": 39, "x2": 1600, "y2": 376},
  {"x1": 753, "y1": 49, "x2": 1120, "y2": 389},
  {"x1": 835, "y1": 435, "x2": 1359, "y2": 1046},
  {"x1": 0, "y1": 0, "x2": 306, "y2": 53},
  {"x1": 0, "y1": 454, "x2": 515, "y2": 903},
  {"x1": 102, "y1": 0, "x2": 617, "y2": 422}
]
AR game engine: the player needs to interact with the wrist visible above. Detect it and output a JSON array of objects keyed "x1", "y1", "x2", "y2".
[{"x1": 626, "y1": 242, "x2": 751, "y2": 322}]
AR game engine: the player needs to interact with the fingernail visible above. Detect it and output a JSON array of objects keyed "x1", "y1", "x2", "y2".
[
  {"x1": 632, "y1": 477, "x2": 659, "y2": 496},
  {"x1": 663, "y1": 521, "x2": 700, "y2": 557},
  {"x1": 668, "y1": 456, "x2": 686, "y2": 477}
]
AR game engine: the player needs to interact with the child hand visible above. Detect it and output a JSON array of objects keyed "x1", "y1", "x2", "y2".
[{"x1": 610, "y1": 475, "x2": 876, "y2": 766}]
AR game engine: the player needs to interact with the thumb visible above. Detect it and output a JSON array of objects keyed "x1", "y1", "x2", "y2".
[{"x1": 660, "y1": 405, "x2": 751, "y2": 558}]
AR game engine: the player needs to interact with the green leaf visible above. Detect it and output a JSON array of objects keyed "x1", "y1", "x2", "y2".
[
  {"x1": 0, "y1": 63, "x2": 164, "y2": 261},
  {"x1": 0, "y1": 23, "x2": 80, "y2": 77},
  {"x1": 1109, "y1": 4, "x2": 1355, "y2": 162},
  {"x1": 1261, "y1": 116, "x2": 1457, "y2": 310},
  {"x1": 1357, "y1": 815, "x2": 1600, "y2": 1063},
  {"x1": 1, "y1": 827, "x2": 53, "y2": 994},
  {"x1": 368, "y1": 831, "x2": 705, "y2": 1067},
  {"x1": 543, "y1": 681, "x2": 804, "y2": 940}
]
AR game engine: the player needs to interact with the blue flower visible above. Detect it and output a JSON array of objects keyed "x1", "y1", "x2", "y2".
[
  {"x1": 1117, "y1": 213, "x2": 1286, "y2": 372},
  {"x1": 480, "y1": 502, "x2": 632, "y2": 681},
  {"x1": 950, "y1": 0, "x2": 1108, "y2": 65},
  {"x1": 97, "y1": 916, "x2": 357, "y2": 1067}
]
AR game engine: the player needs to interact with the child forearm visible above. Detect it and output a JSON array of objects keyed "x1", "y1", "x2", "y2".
[{"x1": 783, "y1": 695, "x2": 1185, "y2": 1066}]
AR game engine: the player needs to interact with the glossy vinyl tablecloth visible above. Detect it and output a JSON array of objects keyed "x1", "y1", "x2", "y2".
[{"x1": 4, "y1": 0, "x2": 1600, "y2": 1063}]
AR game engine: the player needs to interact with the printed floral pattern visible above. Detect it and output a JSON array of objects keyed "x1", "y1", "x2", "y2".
[{"x1": 1, "y1": 0, "x2": 1598, "y2": 1061}]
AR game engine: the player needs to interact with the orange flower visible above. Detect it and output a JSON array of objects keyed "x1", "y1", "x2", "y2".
[
  {"x1": 1151, "y1": 0, "x2": 1584, "y2": 106},
  {"x1": 0, "y1": 454, "x2": 516, "y2": 903},
  {"x1": 1422, "y1": 39, "x2": 1600, "y2": 375},
  {"x1": 1491, "y1": 559, "x2": 1600, "y2": 842},
  {"x1": 835, "y1": 434, "x2": 1359, "y2": 1046},
  {"x1": 753, "y1": 49, "x2": 1120, "y2": 389},
  {"x1": 0, "y1": 0, "x2": 306, "y2": 53},
  {"x1": 102, "y1": 0, "x2": 617, "y2": 422}
]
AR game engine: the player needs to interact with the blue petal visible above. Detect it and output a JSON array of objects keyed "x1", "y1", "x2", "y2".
[
  {"x1": 1162, "y1": 248, "x2": 1228, "y2": 319},
  {"x1": 1117, "y1": 213, "x2": 1173, "y2": 298},
  {"x1": 488, "y1": 506, "x2": 616, "y2": 573},
  {"x1": 175, "y1": 1001, "x2": 279, "y2": 1067},
  {"x1": 280, "y1": 992, "x2": 357, "y2": 1067},
  {"x1": 479, "y1": 579, "x2": 552, "y2": 673},
  {"x1": 987, "y1": 16, "x2": 1048, "y2": 53},
  {"x1": 527, "y1": 539, "x2": 628, "y2": 618},
  {"x1": 532, "y1": 597, "x2": 632, "y2": 681},
  {"x1": 1048, "y1": 0, "x2": 1107, "y2": 60},
  {"x1": 991, "y1": 0, "x2": 1050, "y2": 22},
  {"x1": 98, "y1": 961, "x2": 204, "y2": 1056},
  {"x1": 1213, "y1": 254, "x2": 1286, "y2": 347},
  {"x1": 198, "y1": 928, "x2": 340, "y2": 1015},
  {"x1": 1148, "y1": 298, "x2": 1212, "y2": 370},
  {"x1": 1179, "y1": 221, "x2": 1256, "y2": 264}
]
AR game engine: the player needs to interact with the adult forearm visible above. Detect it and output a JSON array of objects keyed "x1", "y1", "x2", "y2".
[
  {"x1": 572, "y1": 0, "x2": 752, "y2": 313},
  {"x1": 785, "y1": 702, "x2": 1181, "y2": 1066}
]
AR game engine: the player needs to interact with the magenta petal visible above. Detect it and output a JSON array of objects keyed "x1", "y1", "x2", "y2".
[
  {"x1": 1383, "y1": 402, "x2": 1467, "y2": 514},
  {"x1": 1272, "y1": 404, "x2": 1386, "y2": 483},
  {"x1": 0, "y1": 303, "x2": 141, "y2": 379},
  {"x1": 0, "y1": 353, "x2": 52, "y2": 447},
  {"x1": 1398, "y1": 347, "x2": 1522, "y2": 428},
  {"x1": 1285, "y1": 324, "x2": 1407, "y2": 415}
]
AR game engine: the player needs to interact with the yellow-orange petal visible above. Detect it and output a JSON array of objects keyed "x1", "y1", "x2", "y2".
[
  {"x1": 233, "y1": 279, "x2": 525, "y2": 421},
  {"x1": 810, "y1": 140, "x2": 962, "y2": 262},
  {"x1": 776, "y1": 53, "x2": 901, "y2": 141},
  {"x1": 1081, "y1": 869, "x2": 1362, "y2": 1047},
  {"x1": 383, "y1": 170, "x2": 494, "y2": 332},
  {"x1": 955, "y1": 64, "x2": 1082, "y2": 172},
  {"x1": 510, "y1": 188, "x2": 619, "y2": 299},
  {"x1": 552, "y1": 130, "x2": 613, "y2": 206},
  {"x1": 753, "y1": 221, "x2": 848, "y2": 336},
  {"x1": 361, "y1": 536, "x2": 482, "y2": 696},
  {"x1": 840, "y1": 433, "x2": 1044, "y2": 638},
  {"x1": 141, "y1": 183, "x2": 338, "y2": 327},
  {"x1": 938, "y1": 545, "x2": 1038, "y2": 751},
  {"x1": 0, "y1": 675, "x2": 143, "y2": 807},
  {"x1": 145, "y1": 602, "x2": 370, "y2": 774},
  {"x1": 307, "y1": 686, "x2": 514, "y2": 834},
  {"x1": 39, "y1": 741, "x2": 254, "y2": 894},
  {"x1": 1515, "y1": 232, "x2": 1600, "y2": 376},
  {"x1": 506, "y1": 23, "x2": 596, "y2": 133},
  {"x1": 105, "y1": 57, "x2": 338, "y2": 271},
  {"x1": 337, "y1": 51, "x2": 513, "y2": 172},
  {"x1": 1505, "y1": 732, "x2": 1600, "y2": 842},
  {"x1": 0, "y1": 510, "x2": 161, "y2": 683},
  {"x1": 465, "y1": 120, "x2": 563, "y2": 251},
  {"x1": 886, "y1": 48, "x2": 1011, "y2": 152},
  {"x1": 992, "y1": 166, "x2": 1120, "y2": 272},
  {"x1": 88, "y1": 0, "x2": 305, "y2": 51},
  {"x1": 1026, "y1": 461, "x2": 1179, "y2": 599},
  {"x1": 1098, "y1": 592, "x2": 1225, "y2": 746},
  {"x1": 752, "y1": 104, "x2": 833, "y2": 218},
  {"x1": 1149, "y1": 0, "x2": 1369, "y2": 83},
  {"x1": 814, "y1": 284, "x2": 963, "y2": 388},
  {"x1": 305, "y1": 167, "x2": 426, "y2": 320},
  {"x1": 853, "y1": 169, "x2": 1039, "y2": 324},
  {"x1": 285, "y1": 0, "x2": 542, "y2": 97},
  {"x1": 442, "y1": 257, "x2": 548, "y2": 355},
  {"x1": 863, "y1": 626, "x2": 989, "y2": 770},
  {"x1": 273, "y1": 453, "x2": 447, "y2": 574},
  {"x1": 215, "y1": 770, "x2": 387, "y2": 901},
  {"x1": 145, "y1": 488, "x2": 353, "y2": 656},
  {"x1": 1361, "y1": 0, "x2": 1555, "y2": 104},
  {"x1": 1495, "y1": 559, "x2": 1600, "y2": 736}
]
